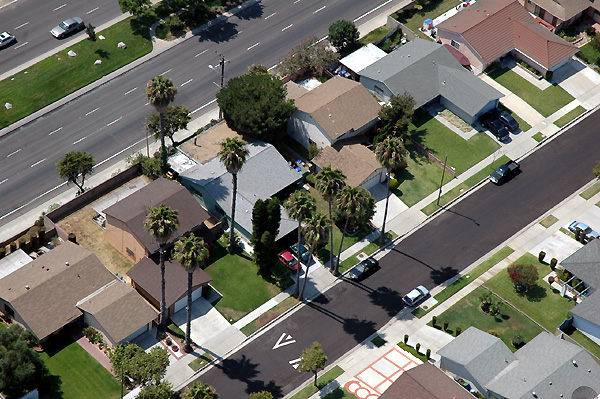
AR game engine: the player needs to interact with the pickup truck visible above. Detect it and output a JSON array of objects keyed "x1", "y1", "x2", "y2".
[{"x1": 489, "y1": 160, "x2": 520, "y2": 184}]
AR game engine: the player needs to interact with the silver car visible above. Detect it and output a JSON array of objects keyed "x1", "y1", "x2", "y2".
[
  {"x1": 402, "y1": 285, "x2": 429, "y2": 306},
  {"x1": 0, "y1": 32, "x2": 16, "y2": 48},
  {"x1": 50, "y1": 17, "x2": 84, "y2": 38}
]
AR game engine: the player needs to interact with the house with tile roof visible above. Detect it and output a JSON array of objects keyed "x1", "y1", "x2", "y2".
[
  {"x1": 435, "y1": 0, "x2": 578, "y2": 76},
  {"x1": 286, "y1": 76, "x2": 381, "y2": 149},
  {"x1": 0, "y1": 241, "x2": 157, "y2": 345},
  {"x1": 518, "y1": 0, "x2": 600, "y2": 30},
  {"x1": 439, "y1": 327, "x2": 600, "y2": 399},
  {"x1": 360, "y1": 38, "x2": 502, "y2": 124}
]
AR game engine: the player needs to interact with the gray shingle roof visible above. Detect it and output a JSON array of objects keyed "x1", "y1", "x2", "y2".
[
  {"x1": 571, "y1": 292, "x2": 600, "y2": 325},
  {"x1": 560, "y1": 239, "x2": 600, "y2": 288}
]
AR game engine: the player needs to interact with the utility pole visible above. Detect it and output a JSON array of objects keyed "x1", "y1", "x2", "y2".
[
  {"x1": 209, "y1": 53, "x2": 228, "y2": 119},
  {"x1": 437, "y1": 154, "x2": 449, "y2": 207}
]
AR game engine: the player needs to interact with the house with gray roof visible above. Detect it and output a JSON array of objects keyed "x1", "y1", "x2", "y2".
[
  {"x1": 359, "y1": 38, "x2": 503, "y2": 125},
  {"x1": 180, "y1": 142, "x2": 302, "y2": 241},
  {"x1": 439, "y1": 327, "x2": 600, "y2": 399}
]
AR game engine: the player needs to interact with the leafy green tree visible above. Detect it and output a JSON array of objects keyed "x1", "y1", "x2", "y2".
[
  {"x1": 328, "y1": 20, "x2": 359, "y2": 53},
  {"x1": 265, "y1": 197, "x2": 281, "y2": 239},
  {"x1": 86, "y1": 23, "x2": 96, "y2": 41},
  {"x1": 173, "y1": 233, "x2": 209, "y2": 352},
  {"x1": 251, "y1": 198, "x2": 280, "y2": 273},
  {"x1": 247, "y1": 64, "x2": 269, "y2": 76},
  {"x1": 145, "y1": 204, "x2": 179, "y2": 327},
  {"x1": 284, "y1": 190, "x2": 316, "y2": 298},
  {"x1": 146, "y1": 75, "x2": 178, "y2": 173},
  {"x1": 0, "y1": 324, "x2": 46, "y2": 398},
  {"x1": 375, "y1": 137, "x2": 408, "y2": 245},
  {"x1": 594, "y1": 160, "x2": 600, "y2": 178},
  {"x1": 298, "y1": 342, "x2": 327, "y2": 387},
  {"x1": 254, "y1": 231, "x2": 277, "y2": 273},
  {"x1": 138, "y1": 381, "x2": 175, "y2": 399},
  {"x1": 183, "y1": 381, "x2": 219, "y2": 398},
  {"x1": 378, "y1": 92, "x2": 415, "y2": 140},
  {"x1": 216, "y1": 73, "x2": 295, "y2": 140},
  {"x1": 507, "y1": 264, "x2": 539, "y2": 290},
  {"x1": 127, "y1": 153, "x2": 163, "y2": 180},
  {"x1": 277, "y1": 35, "x2": 339, "y2": 77},
  {"x1": 56, "y1": 150, "x2": 95, "y2": 194},
  {"x1": 249, "y1": 392, "x2": 273, "y2": 399},
  {"x1": 219, "y1": 137, "x2": 249, "y2": 253},
  {"x1": 251, "y1": 199, "x2": 269, "y2": 248},
  {"x1": 109, "y1": 343, "x2": 169, "y2": 389},
  {"x1": 300, "y1": 213, "x2": 330, "y2": 299},
  {"x1": 118, "y1": 0, "x2": 151, "y2": 20},
  {"x1": 148, "y1": 105, "x2": 191, "y2": 147},
  {"x1": 315, "y1": 166, "x2": 346, "y2": 275}
]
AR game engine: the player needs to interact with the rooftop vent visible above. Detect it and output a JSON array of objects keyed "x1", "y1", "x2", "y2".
[
  {"x1": 573, "y1": 360, "x2": 578, "y2": 366},
  {"x1": 531, "y1": 392, "x2": 537, "y2": 398},
  {"x1": 65, "y1": 261, "x2": 69, "y2": 266},
  {"x1": 25, "y1": 285, "x2": 30, "y2": 290}
]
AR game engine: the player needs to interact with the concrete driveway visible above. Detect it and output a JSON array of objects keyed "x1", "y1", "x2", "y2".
[
  {"x1": 530, "y1": 232, "x2": 583, "y2": 263},
  {"x1": 551, "y1": 59, "x2": 600, "y2": 100},
  {"x1": 370, "y1": 183, "x2": 408, "y2": 229}
]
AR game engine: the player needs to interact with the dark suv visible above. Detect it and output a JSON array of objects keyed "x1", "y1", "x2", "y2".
[
  {"x1": 489, "y1": 160, "x2": 520, "y2": 184},
  {"x1": 480, "y1": 112, "x2": 509, "y2": 141}
]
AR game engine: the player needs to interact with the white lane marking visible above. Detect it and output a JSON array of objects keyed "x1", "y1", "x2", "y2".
[
  {"x1": 72, "y1": 136, "x2": 87, "y2": 145},
  {"x1": 107, "y1": 116, "x2": 122, "y2": 126},
  {"x1": 294, "y1": 0, "x2": 300, "y2": 3},
  {"x1": 0, "y1": 179, "x2": 7, "y2": 186},
  {"x1": 124, "y1": 87, "x2": 137, "y2": 95},
  {"x1": 6, "y1": 149, "x2": 21, "y2": 157},
  {"x1": 289, "y1": 358, "x2": 301, "y2": 369},
  {"x1": 53, "y1": 3, "x2": 66, "y2": 11},
  {"x1": 30, "y1": 158, "x2": 46, "y2": 168},
  {"x1": 14, "y1": 42, "x2": 28, "y2": 49},
  {"x1": 0, "y1": 0, "x2": 19, "y2": 11},
  {"x1": 353, "y1": 0, "x2": 393, "y2": 22},
  {"x1": 181, "y1": 78, "x2": 193, "y2": 87},
  {"x1": 160, "y1": 68, "x2": 172, "y2": 76},
  {"x1": 281, "y1": 24, "x2": 293, "y2": 31},
  {"x1": 190, "y1": 99, "x2": 217, "y2": 115},
  {"x1": 194, "y1": 49, "x2": 207, "y2": 58},
  {"x1": 87, "y1": 7, "x2": 99, "y2": 14},
  {"x1": 85, "y1": 107, "x2": 99, "y2": 116},
  {"x1": 14, "y1": 22, "x2": 28, "y2": 30},
  {"x1": 264, "y1": 12, "x2": 276, "y2": 19},
  {"x1": 247, "y1": 42, "x2": 260, "y2": 50},
  {"x1": 313, "y1": 5, "x2": 326, "y2": 13},
  {"x1": 48, "y1": 127, "x2": 62, "y2": 136},
  {"x1": 212, "y1": 81, "x2": 221, "y2": 89},
  {"x1": 144, "y1": 102, "x2": 149, "y2": 106},
  {"x1": 272, "y1": 333, "x2": 296, "y2": 349}
]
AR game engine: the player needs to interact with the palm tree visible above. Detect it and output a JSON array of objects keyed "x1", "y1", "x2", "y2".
[
  {"x1": 334, "y1": 186, "x2": 375, "y2": 275},
  {"x1": 375, "y1": 136, "x2": 407, "y2": 246},
  {"x1": 283, "y1": 190, "x2": 316, "y2": 298},
  {"x1": 173, "y1": 233, "x2": 209, "y2": 353},
  {"x1": 299, "y1": 212, "x2": 330, "y2": 300},
  {"x1": 315, "y1": 166, "x2": 346, "y2": 275},
  {"x1": 218, "y1": 137, "x2": 249, "y2": 253},
  {"x1": 146, "y1": 75, "x2": 177, "y2": 173},
  {"x1": 144, "y1": 203, "x2": 179, "y2": 328}
]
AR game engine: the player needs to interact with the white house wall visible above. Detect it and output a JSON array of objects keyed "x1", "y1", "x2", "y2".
[
  {"x1": 361, "y1": 167, "x2": 386, "y2": 190},
  {"x1": 359, "y1": 76, "x2": 393, "y2": 103},
  {"x1": 572, "y1": 315, "x2": 600, "y2": 346},
  {"x1": 288, "y1": 111, "x2": 333, "y2": 149},
  {"x1": 120, "y1": 323, "x2": 152, "y2": 345},
  {"x1": 174, "y1": 286, "x2": 203, "y2": 313},
  {"x1": 439, "y1": 357, "x2": 487, "y2": 394},
  {"x1": 440, "y1": 96, "x2": 498, "y2": 125}
]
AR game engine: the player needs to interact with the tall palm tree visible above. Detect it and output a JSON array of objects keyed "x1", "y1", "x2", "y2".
[
  {"x1": 146, "y1": 75, "x2": 177, "y2": 173},
  {"x1": 173, "y1": 233, "x2": 209, "y2": 353},
  {"x1": 334, "y1": 186, "x2": 375, "y2": 275},
  {"x1": 283, "y1": 190, "x2": 316, "y2": 298},
  {"x1": 218, "y1": 137, "x2": 249, "y2": 253},
  {"x1": 375, "y1": 136, "x2": 407, "y2": 246},
  {"x1": 315, "y1": 166, "x2": 346, "y2": 275},
  {"x1": 144, "y1": 203, "x2": 179, "y2": 328},
  {"x1": 299, "y1": 212, "x2": 330, "y2": 300}
]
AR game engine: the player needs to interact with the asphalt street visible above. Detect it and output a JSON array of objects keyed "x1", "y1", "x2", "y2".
[
  {"x1": 197, "y1": 112, "x2": 600, "y2": 398},
  {"x1": 0, "y1": 0, "x2": 396, "y2": 226},
  {"x1": 0, "y1": 0, "x2": 121, "y2": 76}
]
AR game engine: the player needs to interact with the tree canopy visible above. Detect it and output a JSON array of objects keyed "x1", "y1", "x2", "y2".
[
  {"x1": 118, "y1": 0, "x2": 151, "y2": 19},
  {"x1": 594, "y1": 160, "x2": 600, "y2": 179},
  {"x1": 507, "y1": 264, "x2": 539, "y2": 288},
  {"x1": 216, "y1": 73, "x2": 295, "y2": 140},
  {"x1": 249, "y1": 392, "x2": 273, "y2": 399},
  {"x1": 108, "y1": 343, "x2": 169, "y2": 389},
  {"x1": 378, "y1": 92, "x2": 416, "y2": 140},
  {"x1": 328, "y1": 20, "x2": 359, "y2": 52},
  {"x1": 148, "y1": 105, "x2": 191, "y2": 146},
  {"x1": 138, "y1": 381, "x2": 175, "y2": 399},
  {"x1": 298, "y1": 342, "x2": 327, "y2": 387},
  {"x1": 276, "y1": 35, "x2": 339, "y2": 78},
  {"x1": 183, "y1": 381, "x2": 219, "y2": 399},
  {"x1": 56, "y1": 150, "x2": 95, "y2": 193}
]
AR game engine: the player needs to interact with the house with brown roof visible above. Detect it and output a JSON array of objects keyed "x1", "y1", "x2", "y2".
[
  {"x1": 286, "y1": 76, "x2": 381, "y2": 149},
  {"x1": 435, "y1": 0, "x2": 579, "y2": 76},
  {"x1": 0, "y1": 241, "x2": 157, "y2": 345},
  {"x1": 126, "y1": 255, "x2": 213, "y2": 317},
  {"x1": 104, "y1": 177, "x2": 219, "y2": 263},
  {"x1": 312, "y1": 143, "x2": 385, "y2": 190},
  {"x1": 518, "y1": 0, "x2": 600, "y2": 30}
]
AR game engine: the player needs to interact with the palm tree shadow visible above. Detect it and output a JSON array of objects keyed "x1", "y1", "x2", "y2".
[
  {"x1": 217, "y1": 354, "x2": 259, "y2": 383},
  {"x1": 343, "y1": 317, "x2": 378, "y2": 343},
  {"x1": 368, "y1": 286, "x2": 404, "y2": 317},
  {"x1": 430, "y1": 266, "x2": 459, "y2": 285}
]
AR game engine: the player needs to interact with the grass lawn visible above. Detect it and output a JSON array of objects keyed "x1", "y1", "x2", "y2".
[
  {"x1": 434, "y1": 286, "x2": 544, "y2": 350},
  {"x1": 554, "y1": 106, "x2": 586, "y2": 128},
  {"x1": 290, "y1": 366, "x2": 344, "y2": 399},
  {"x1": 580, "y1": 181, "x2": 600, "y2": 200},
  {"x1": 392, "y1": 0, "x2": 462, "y2": 35},
  {"x1": 577, "y1": 42, "x2": 600, "y2": 67},
  {"x1": 188, "y1": 352, "x2": 215, "y2": 372},
  {"x1": 397, "y1": 342, "x2": 428, "y2": 362},
  {"x1": 498, "y1": 103, "x2": 532, "y2": 132},
  {"x1": 409, "y1": 112, "x2": 500, "y2": 175},
  {"x1": 41, "y1": 338, "x2": 121, "y2": 399},
  {"x1": 240, "y1": 296, "x2": 299, "y2": 336},
  {"x1": 338, "y1": 231, "x2": 397, "y2": 273},
  {"x1": 0, "y1": 19, "x2": 152, "y2": 129},
  {"x1": 532, "y1": 132, "x2": 546, "y2": 142},
  {"x1": 563, "y1": 326, "x2": 600, "y2": 359},
  {"x1": 421, "y1": 155, "x2": 510, "y2": 215},
  {"x1": 540, "y1": 215, "x2": 559, "y2": 228},
  {"x1": 323, "y1": 388, "x2": 358, "y2": 399},
  {"x1": 359, "y1": 26, "x2": 392, "y2": 46},
  {"x1": 484, "y1": 252, "x2": 575, "y2": 331},
  {"x1": 488, "y1": 67, "x2": 574, "y2": 117},
  {"x1": 412, "y1": 246, "x2": 514, "y2": 318},
  {"x1": 205, "y1": 242, "x2": 284, "y2": 322}
]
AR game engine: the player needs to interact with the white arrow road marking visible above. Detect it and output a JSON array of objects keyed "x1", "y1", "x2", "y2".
[
  {"x1": 273, "y1": 332, "x2": 296, "y2": 349},
  {"x1": 289, "y1": 358, "x2": 301, "y2": 369}
]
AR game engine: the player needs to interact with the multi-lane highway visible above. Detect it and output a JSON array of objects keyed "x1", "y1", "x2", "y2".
[
  {"x1": 0, "y1": 0, "x2": 121, "y2": 76},
  {"x1": 0, "y1": 0, "x2": 397, "y2": 226}
]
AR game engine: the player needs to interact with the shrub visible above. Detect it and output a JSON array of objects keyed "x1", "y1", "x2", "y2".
[
  {"x1": 30, "y1": 234, "x2": 39, "y2": 249},
  {"x1": 571, "y1": 278, "x2": 582, "y2": 288},
  {"x1": 0, "y1": 247, "x2": 5, "y2": 259},
  {"x1": 487, "y1": 330, "x2": 499, "y2": 337},
  {"x1": 403, "y1": 334, "x2": 409, "y2": 344},
  {"x1": 507, "y1": 263, "x2": 539, "y2": 288},
  {"x1": 167, "y1": 15, "x2": 185, "y2": 33},
  {"x1": 455, "y1": 327, "x2": 462, "y2": 336},
  {"x1": 586, "y1": 25, "x2": 597, "y2": 36},
  {"x1": 511, "y1": 335, "x2": 525, "y2": 349},
  {"x1": 550, "y1": 258, "x2": 558, "y2": 270},
  {"x1": 426, "y1": 348, "x2": 431, "y2": 359},
  {"x1": 305, "y1": 174, "x2": 316, "y2": 186},
  {"x1": 389, "y1": 178, "x2": 399, "y2": 191},
  {"x1": 538, "y1": 251, "x2": 546, "y2": 262},
  {"x1": 575, "y1": 228, "x2": 582, "y2": 241},
  {"x1": 18, "y1": 237, "x2": 26, "y2": 249},
  {"x1": 548, "y1": 276, "x2": 555, "y2": 284},
  {"x1": 443, "y1": 320, "x2": 449, "y2": 331},
  {"x1": 308, "y1": 143, "x2": 321, "y2": 160},
  {"x1": 82, "y1": 326, "x2": 103, "y2": 344},
  {"x1": 431, "y1": 315, "x2": 437, "y2": 326},
  {"x1": 9, "y1": 242, "x2": 16, "y2": 252},
  {"x1": 415, "y1": 343, "x2": 421, "y2": 352},
  {"x1": 68, "y1": 233, "x2": 77, "y2": 243}
]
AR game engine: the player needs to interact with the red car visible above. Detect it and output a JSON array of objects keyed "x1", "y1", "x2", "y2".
[{"x1": 278, "y1": 250, "x2": 300, "y2": 273}]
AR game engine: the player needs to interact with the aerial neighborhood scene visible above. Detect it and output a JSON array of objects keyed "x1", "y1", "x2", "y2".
[{"x1": 3, "y1": 0, "x2": 600, "y2": 397}]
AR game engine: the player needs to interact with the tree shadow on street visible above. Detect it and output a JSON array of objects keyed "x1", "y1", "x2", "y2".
[
  {"x1": 430, "y1": 266, "x2": 458, "y2": 285},
  {"x1": 234, "y1": 2, "x2": 264, "y2": 20},
  {"x1": 343, "y1": 317, "x2": 377, "y2": 343},
  {"x1": 368, "y1": 286, "x2": 404, "y2": 317},
  {"x1": 217, "y1": 354, "x2": 259, "y2": 384},
  {"x1": 246, "y1": 379, "x2": 283, "y2": 398},
  {"x1": 196, "y1": 20, "x2": 240, "y2": 43}
]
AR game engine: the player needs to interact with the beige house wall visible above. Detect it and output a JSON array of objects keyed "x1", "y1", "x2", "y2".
[
  {"x1": 436, "y1": 30, "x2": 486, "y2": 73},
  {"x1": 105, "y1": 215, "x2": 147, "y2": 263}
]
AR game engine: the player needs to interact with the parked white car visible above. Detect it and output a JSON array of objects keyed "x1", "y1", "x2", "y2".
[
  {"x1": 0, "y1": 32, "x2": 16, "y2": 49},
  {"x1": 403, "y1": 285, "x2": 429, "y2": 306}
]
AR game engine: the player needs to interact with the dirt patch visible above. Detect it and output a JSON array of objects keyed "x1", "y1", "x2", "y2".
[
  {"x1": 440, "y1": 109, "x2": 474, "y2": 132},
  {"x1": 215, "y1": 306, "x2": 247, "y2": 323}
]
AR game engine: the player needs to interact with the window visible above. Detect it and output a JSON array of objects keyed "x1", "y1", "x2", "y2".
[
  {"x1": 126, "y1": 247, "x2": 135, "y2": 258},
  {"x1": 451, "y1": 39, "x2": 460, "y2": 50},
  {"x1": 374, "y1": 85, "x2": 384, "y2": 96}
]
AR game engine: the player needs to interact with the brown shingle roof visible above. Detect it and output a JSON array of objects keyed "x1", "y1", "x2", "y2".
[
  {"x1": 436, "y1": 0, "x2": 577, "y2": 69},
  {"x1": 312, "y1": 144, "x2": 383, "y2": 187},
  {"x1": 528, "y1": 0, "x2": 592, "y2": 22},
  {"x1": 104, "y1": 178, "x2": 211, "y2": 254},
  {"x1": 77, "y1": 280, "x2": 158, "y2": 343},
  {"x1": 127, "y1": 255, "x2": 213, "y2": 308},
  {"x1": 293, "y1": 76, "x2": 381, "y2": 141},
  {"x1": 380, "y1": 363, "x2": 473, "y2": 399},
  {"x1": 0, "y1": 241, "x2": 117, "y2": 341}
]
